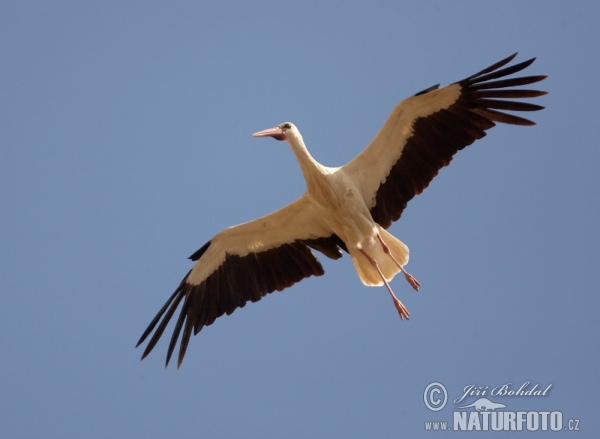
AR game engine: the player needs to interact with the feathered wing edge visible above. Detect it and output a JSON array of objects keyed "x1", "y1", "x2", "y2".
[
  {"x1": 369, "y1": 53, "x2": 547, "y2": 228},
  {"x1": 136, "y1": 233, "x2": 347, "y2": 369}
]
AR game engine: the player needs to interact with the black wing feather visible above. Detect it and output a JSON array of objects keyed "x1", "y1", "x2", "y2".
[
  {"x1": 370, "y1": 54, "x2": 547, "y2": 228},
  {"x1": 137, "y1": 238, "x2": 346, "y2": 368}
]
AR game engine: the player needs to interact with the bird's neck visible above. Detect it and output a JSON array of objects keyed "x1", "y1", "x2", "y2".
[{"x1": 287, "y1": 133, "x2": 326, "y2": 192}]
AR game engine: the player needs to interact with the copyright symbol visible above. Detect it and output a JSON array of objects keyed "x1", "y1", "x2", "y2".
[{"x1": 424, "y1": 382, "x2": 447, "y2": 411}]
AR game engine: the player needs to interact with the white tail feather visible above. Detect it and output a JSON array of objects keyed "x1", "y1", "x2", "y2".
[{"x1": 350, "y1": 227, "x2": 409, "y2": 286}]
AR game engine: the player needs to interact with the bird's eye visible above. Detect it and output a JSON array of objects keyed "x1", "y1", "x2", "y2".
[{"x1": 280, "y1": 123, "x2": 292, "y2": 130}]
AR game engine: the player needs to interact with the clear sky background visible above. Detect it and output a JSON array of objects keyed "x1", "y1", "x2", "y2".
[{"x1": 1, "y1": 1, "x2": 598, "y2": 437}]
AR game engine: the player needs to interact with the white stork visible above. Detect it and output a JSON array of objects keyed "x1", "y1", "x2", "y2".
[{"x1": 137, "y1": 53, "x2": 546, "y2": 368}]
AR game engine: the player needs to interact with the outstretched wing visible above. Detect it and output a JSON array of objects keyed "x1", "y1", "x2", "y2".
[
  {"x1": 343, "y1": 53, "x2": 547, "y2": 228},
  {"x1": 137, "y1": 195, "x2": 347, "y2": 368}
]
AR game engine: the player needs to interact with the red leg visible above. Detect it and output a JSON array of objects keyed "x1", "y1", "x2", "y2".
[
  {"x1": 376, "y1": 234, "x2": 421, "y2": 291},
  {"x1": 360, "y1": 249, "x2": 409, "y2": 320}
]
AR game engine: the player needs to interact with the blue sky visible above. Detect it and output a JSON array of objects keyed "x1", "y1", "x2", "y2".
[{"x1": 1, "y1": 1, "x2": 598, "y2": 437}]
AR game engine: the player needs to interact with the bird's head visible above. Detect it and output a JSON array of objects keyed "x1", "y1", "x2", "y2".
[{"x1": 252, "y1": 122, "x2": 296, "y2": 141}]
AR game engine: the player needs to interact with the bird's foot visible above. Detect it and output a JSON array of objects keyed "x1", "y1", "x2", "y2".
[
  {"x1": 393, "y1": 296, "x2": 410, "y2": 320},
  {"x1": 404, "y1": 271, "x2": 421, "y2": 292}
]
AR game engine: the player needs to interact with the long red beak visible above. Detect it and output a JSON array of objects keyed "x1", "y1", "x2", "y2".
[{"x1": 252, "y1": 127, "x2": 286, "y2": 141}]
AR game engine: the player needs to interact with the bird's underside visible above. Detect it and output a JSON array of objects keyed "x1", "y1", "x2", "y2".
[{"x1": 137, "y1": 53, "x2": 547, "y2": 368}]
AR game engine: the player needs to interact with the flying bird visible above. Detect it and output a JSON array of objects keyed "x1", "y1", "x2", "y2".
[{"x1": 137, "y1": 53, "x2": 546, "y2": 368}]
